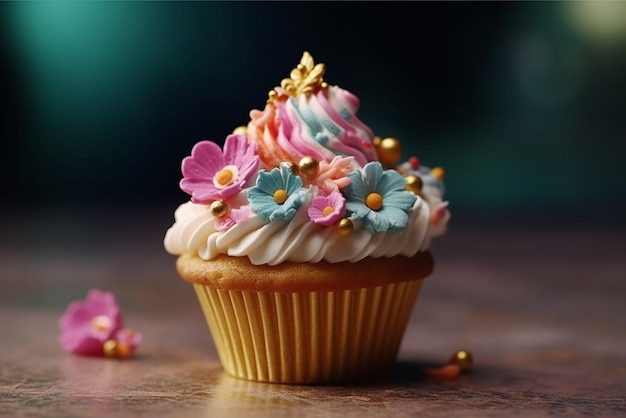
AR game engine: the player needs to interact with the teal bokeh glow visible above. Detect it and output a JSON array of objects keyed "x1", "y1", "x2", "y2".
[{"x1": 3, "y1": 2, "x2": 625, "y2": 218}]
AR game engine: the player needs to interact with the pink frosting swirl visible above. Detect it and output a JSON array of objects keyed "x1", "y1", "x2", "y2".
[{"x1": 247, "y1": 86, "x2": 378, "y2": 169}]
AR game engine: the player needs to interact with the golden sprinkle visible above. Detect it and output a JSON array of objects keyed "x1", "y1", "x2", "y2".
[
  {"x1": 375, "y1": 137, "x2": 402, "y2": 166},
  {"x1": 232, "y1": 126, "x2": 247, "y2": 135},
  {"x1": 335, "y1": 218, "x2": 353, "y2": 236},
  {"x1": 449, "y1": 349, "x2": 474, "y2": 372},
  {"x1": 266, "y1": 90, "x2": 277, "y2": 105},
  {"x1": 268, "y1": 52, "x2": 327, "y2": 104},
  {"x1": 365, "y1": 192, "x2": 383, "y2": 211},
  {"x1": 430, "y1": 166, "x2": 445, "y2": 179},
  {"x1": 298, "y1": 156, "x2": 319, "y2": 179},
  {"x1": 210, "y1": 200, "x2": 229, "y2": 218},
  {"x1": 103, "y1": 339, "x2": 118, "y2": 358},
  {"x1": 285, "y1": 161, "x2": 300, "y2": 176},
  {"x1": 404, "y1": 175, "x2": 423, "y2": 195},
  {"x1": 273, "y1": 189, "x2": 288, "y2": 204}
]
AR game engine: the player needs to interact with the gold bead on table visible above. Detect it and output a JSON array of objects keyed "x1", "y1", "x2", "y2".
[
  {"x1": 375, "y1": 137, "x2": 403, "y2": 166},
  {"x1": 430, "y1": 166, "x2": 445, "y2": 180},
  {"x1": 115, "y1": 342, "x2": 134, "y2": 359},
  {"x1": 298, "y1": 156, "x2": 319, "y2": 179},
  {"x1": 404, "y1": 175, "x2": 423, "y2": 195},
  {"x1": 449, "y1": 349, "x2": 473, "y2": 372},
  {"x1": 334, "y1": 218, "x2": 353, "y2": 237},
  {"x1": 210, "y1": 200, "x2": 229, "y2": 218},
  {"x1": 232, "y1": 126, "x2": 247, "y2": 135},
  {"x1": 103, "y1": 339, "x2": 118, "y2": 358}
]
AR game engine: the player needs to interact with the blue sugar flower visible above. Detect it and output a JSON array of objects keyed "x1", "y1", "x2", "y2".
[
  {"x1": 248, "y1": 163, "x2": 308, "y2": 222},
  {"x1": 344, "y1": 162, "x2": 417, "y2": 233}
]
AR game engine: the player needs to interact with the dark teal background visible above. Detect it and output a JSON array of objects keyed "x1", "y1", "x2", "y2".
[{"x1": 2, "y1": 2, "x2": 625, "y2": 221}]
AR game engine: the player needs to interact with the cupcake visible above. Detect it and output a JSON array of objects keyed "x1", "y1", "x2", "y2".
[{"x1": 164, "y1": 52, "x2": 450, "y2": 384}]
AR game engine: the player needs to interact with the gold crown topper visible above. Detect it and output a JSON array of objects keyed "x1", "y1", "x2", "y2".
[{"x1": 267, "y1": 52, "x2": 328, "y2": 104}]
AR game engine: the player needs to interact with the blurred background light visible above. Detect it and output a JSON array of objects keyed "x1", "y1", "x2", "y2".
[
  {"x1": 564, "y1": 1, "x2": 626, "y2": 44},
  {"x1": 1, "y1": 2, "x2": 625, "y2": 221},
  {"x1": 514, "y1": 34, "x2": 585, "y2": 107}
]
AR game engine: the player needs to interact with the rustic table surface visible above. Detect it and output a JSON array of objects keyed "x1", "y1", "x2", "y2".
[{"x1": 1, "y1": 207, "x2": 625, "y2": 417}]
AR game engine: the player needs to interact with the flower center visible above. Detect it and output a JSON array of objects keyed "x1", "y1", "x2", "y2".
[
  {"x1": 273, "y1": 189, "x2": 288, "y2": 204},
  {"x1": 322, "y1": 206, "x2": 335, "y2": 216},
  {"x1": 365, "y1": 192, "x2": 383, "y2": 211},
  {"x1": 90, "y1": 315, "x2": 112, "y2": 332},
  {"x1": 213, "y1": 165, "x2": 239, "y2": 189}
]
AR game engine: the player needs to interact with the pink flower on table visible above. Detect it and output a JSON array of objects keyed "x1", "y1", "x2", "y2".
[
  {"x1": 180, "y1": 134, "x2": 260, "y2": 203},
  {"x1": 59, "y1": 289, "x2": 123, "y2": 357},
  {"x1": 308, "y1": 189, "x2": 346, "y2": 226},
  {"x1": 59, "y1": 289, "x2": 142, "y2": 358}
]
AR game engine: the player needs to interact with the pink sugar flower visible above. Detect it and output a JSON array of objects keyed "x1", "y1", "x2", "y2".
[
  {"x1": 308, "y1": 189, "x2": 346, "y2": 226},
  {"x1": 180, "y1": 134, "x2": 260, "y2": 203},
  {"x1": 214, "y1": 205, "x2": 252, "y2": 232},
  {"x1": 311, "y1": 156, "x2": 353, "y2": 192},
  {"x1": 59, "y1": 289, "x2": 123, "y2": 357}
]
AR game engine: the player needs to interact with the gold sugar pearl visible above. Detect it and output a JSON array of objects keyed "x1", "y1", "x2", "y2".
[
  {"x1": 210, "y1": 200, "x2": 229, "y2": 218},
  {"x1": 335, "y1": 218, "x2": 353, "y2": 237},
  {"x1": 232, "y1": 126, "x2": 248, "y2": 135},
  {"x1": 449, "y1": 349, "x2": 473, "y2": 372},
  {"x1": 103, "y1": 339, "x2": 118, "y2": 358},
  {"x1": 404, "y1": 175, "x2": 423, "y2": 195},
  {"x1": 298, "y1": 156, "x2": 319, "y2": 179},
  {"x1": 375, "y1": 137, "x2": 402, "y2": 166},
  {"x1": 430, "y1": 166, "x2": 445, "y2": 180},
  {"x1": 285, "y1": 161, "x2": 299, "y2": 176}
]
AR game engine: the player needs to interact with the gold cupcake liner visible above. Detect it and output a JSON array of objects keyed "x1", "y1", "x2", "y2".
[{"x1": 192, "y1": 279, "x2": 423, "y2": 384}]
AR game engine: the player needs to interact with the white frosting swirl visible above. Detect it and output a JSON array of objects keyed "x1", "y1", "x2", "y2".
[{"x1": 164, "y1": 190, "x2": 433, "y2": 266}]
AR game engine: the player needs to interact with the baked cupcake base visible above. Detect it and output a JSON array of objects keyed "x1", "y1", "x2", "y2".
[{"x1": 177, "y1": 253, "x2": 433, "y2": 384}]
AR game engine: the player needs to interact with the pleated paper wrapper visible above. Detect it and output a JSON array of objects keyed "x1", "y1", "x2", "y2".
[{"x1": 193, "y1": 279, "x2": 423, "y2": 384}]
